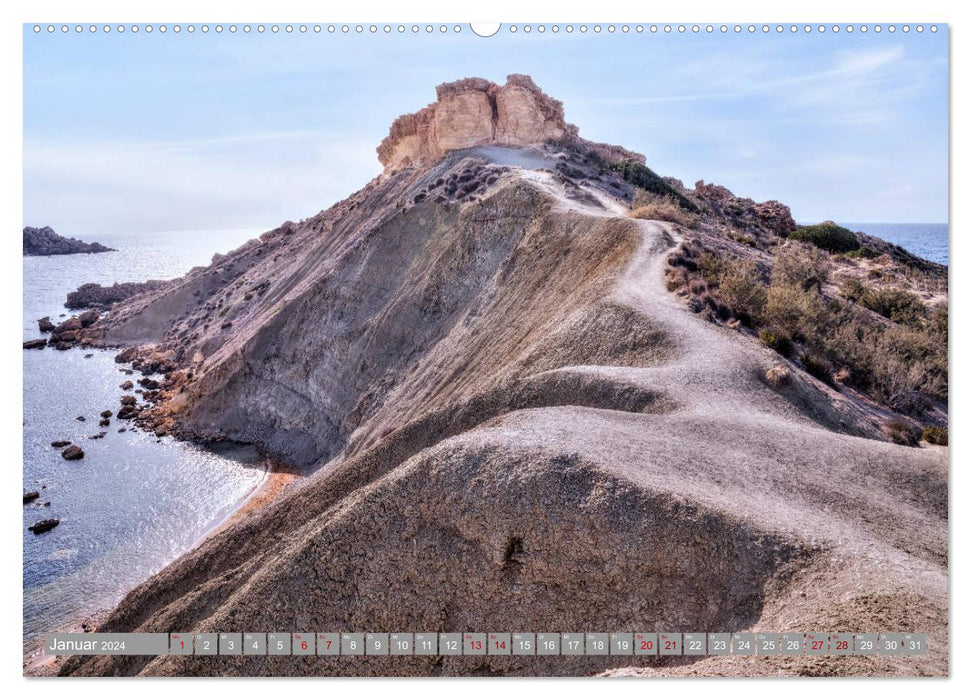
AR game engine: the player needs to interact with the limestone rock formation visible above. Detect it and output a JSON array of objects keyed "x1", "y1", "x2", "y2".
[
  {"x1": 692, "y1": 180, "x2": 797, "y2": 238},
  {"x1": 377, "y1": 74, "x2": 643, "y2": 171}
]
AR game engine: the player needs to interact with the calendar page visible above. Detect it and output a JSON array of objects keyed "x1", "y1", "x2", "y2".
[{"x1": 21, "y1": 18, "x2": 948, "y2": 679}]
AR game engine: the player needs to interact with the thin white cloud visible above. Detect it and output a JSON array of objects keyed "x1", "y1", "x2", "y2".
[
  {"x1": 24, "y1": 133, "x2": 381, "y2": 234},
  {"x1": 596, "y1": 47, "x2": 905, "y2": 106}
]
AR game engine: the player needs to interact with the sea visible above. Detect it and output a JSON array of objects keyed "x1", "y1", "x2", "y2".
[
  {"x1": 20, "y1": 222, "x2": 947, "y2": 652},
  {"x1": 840, "y1": 223, "x2": 948, "y2": 266},
  {"x1": 22, "y1": 228, "x2": 264, "y2": 652}
]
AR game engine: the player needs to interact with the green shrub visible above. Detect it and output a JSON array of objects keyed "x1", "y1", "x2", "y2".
[
  {"x1": 862, "y1": 287, "x2": 927, "y2": 327},
  {"x1": 886, "y1": 419, "x2": 920, "y2": 446},
  {"x1": 922, "y1": 426, "x2": 948, "y2": 446},
  {"x1": 759, "y1": 328, "x2": 794, "y2": 357},
  {"x1": 790, "y1": 222, "x2": 859, "y2": 254},
  {"x1": 610, "y1": 160, "x2": 699, "y2": 212},
  {"x1": 844, "y1": 247, "x2": 880, "y2": 259},
  {"x1": 800, "y1": 352, "x2": 835, "y2": 387}
]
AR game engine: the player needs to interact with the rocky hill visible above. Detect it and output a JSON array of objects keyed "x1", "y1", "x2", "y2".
[
  {"x1": 23, "y1": 226, "x2": 114, "y2": 256},
  {"x1": 58, "y1": 76, "x2": 947, "y2": 677}
]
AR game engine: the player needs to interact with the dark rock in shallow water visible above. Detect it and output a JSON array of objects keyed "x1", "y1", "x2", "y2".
[
  {"x1": 50, "y1": 440, "x2": 71, "y2": 448},
  {"x1": 117, "y1": 405, "x2": 138, "y2": 420},
  {"x1": 119, "y1": 395, "x2": 137, "y2": 406},
  {"x1": 120, "y1": 380, "x2": 133, "y2": 390},
  {"x1": 28, "y1": 518, "x2": 60, "y2": 534},
  {"x1": 61, "y1": 445, "x2": 84, "y2": 460},
  {"x1": 23, "y1": 491, "x2": 39, "y2": 504},
  {"x1": 98, "y1": 418, "x2": 110, "y2": 427},
  {"x1": 54, "y1": 341, "x2": 72, "y2": 351},
  {"x1": 23, "y1": 338, "x2": 47, "y2": 349},
  {"x1": 23, "y1": 226, "x2": 114, "y2": 257},
  {"x1": 100, "y1": 410, "x2": 113, "y2": 418},
  {"x1": 37, "y1": 317, "x2": 55, "y2": 333},
  {"x1": 88, "y1": 432, "x2": 107, "y2": 439},
  {"x1": 75, "y1": 416, "x2": 86, "y2": 422}
]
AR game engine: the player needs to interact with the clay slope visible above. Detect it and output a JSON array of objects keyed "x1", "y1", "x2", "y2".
[{"x1": 63, "y1": 145, "x2": 946, "y2": 677}]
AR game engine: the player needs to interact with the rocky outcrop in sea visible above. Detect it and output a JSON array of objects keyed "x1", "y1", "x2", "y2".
[{"x1": 23, "y1": 226, "x2": 115, "y2": 256}]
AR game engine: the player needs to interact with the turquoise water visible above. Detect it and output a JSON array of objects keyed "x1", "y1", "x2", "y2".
[{"x1": 22, "y1": 229, "x2": 264, "y2": 648}]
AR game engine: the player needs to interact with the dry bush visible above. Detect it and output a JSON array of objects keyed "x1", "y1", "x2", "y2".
[
  {"x1": 800, "y1": 352, "x2": 835, "y2": 387},
  {"x1": 697, "y1": 250, "x2": 728, "y2": 286},
  {"x1": 765, "y1": 283, "x2": 829, "y2": 341},
  {"x1": 869, "y1": 326, "x2": 947, "y2": 409},
  {"x1": 665, "y1": 230, "x2": 946, "y2": 421},
  {"x1": 765, "y1": 364, "x2": 791, "y2": 387},
  {"x1": 922, "y1": 426, "x2": 948, "y2": 446},
  {"x1": 719, "y1": 261, "x2": 767, "y2": 325},
  {"x1": 759, "y1": 328, "x2": 794, "y2": 357},
  {"x1": 862, "y1": 286, "x2": 928, "y2": 327},
  {"x1": 885, "y1": 419, "x2": 920, "y2": 446},
  {"x1": 630, "y1": 196, "x2": 698, "y2": 228},
  {"x1": 772, "y1": 243, "x2": 830, "y2": 292},
  {"x1": 929, "y1": 302, "x2": 948, "y2": 340},
  {"x1": 837, "y1": 275, "x2": 867, "y2": 302},
  {"x1": 664, "y1": 266, "x2": 690, "y2": 292}
]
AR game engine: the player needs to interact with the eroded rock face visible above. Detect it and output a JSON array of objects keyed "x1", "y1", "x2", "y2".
[
  {"x1": 693, "y1": 180, "x2": 796, "y2": 238},
  {"x1": 378, "y1": 75, "x2": 596, "y2": 171}
]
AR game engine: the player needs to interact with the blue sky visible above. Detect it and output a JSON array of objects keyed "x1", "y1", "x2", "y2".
[{"x1": 23, "y1": 26, "x2": 948, "y2": 235}]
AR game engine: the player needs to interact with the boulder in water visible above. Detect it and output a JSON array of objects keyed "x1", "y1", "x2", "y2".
[
  {"x1": 28, "y1": 518, "x2": 60, "y2": 534},
  {"x1": 61, "y1": 445, "x2": 84, "y2": 460}
]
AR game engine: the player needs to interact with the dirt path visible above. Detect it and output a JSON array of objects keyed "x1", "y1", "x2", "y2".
[{"x1": 487, "y1": 181, "x2": 948, "y2": 673}]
